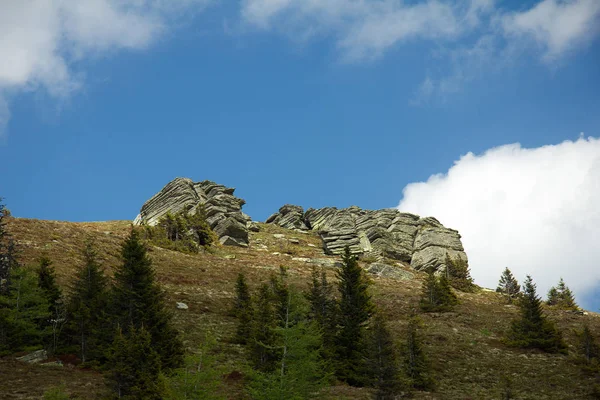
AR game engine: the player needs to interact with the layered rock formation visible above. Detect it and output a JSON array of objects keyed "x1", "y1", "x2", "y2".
[
  {"x1": 134, "y1": 178, "x2": 250, "y2": 247},
  {"x1": 265, "y1": 204, "x2": 467, "y2": 273}
]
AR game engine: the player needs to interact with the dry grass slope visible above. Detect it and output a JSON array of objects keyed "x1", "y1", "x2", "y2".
[{"x1": 2, "y1": 217, "x2": 599, "y2": 399}]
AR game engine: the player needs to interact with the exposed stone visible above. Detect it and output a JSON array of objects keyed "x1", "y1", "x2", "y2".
[
  {"x1": 134, "y1": 177, "x2": 250, "y2": 247},
  {"x1": 365, "y1": 263, "x2": 415, "y2": 280},
  {"x1": 288, "y1": 238, "x2": 300, "y2": 244},
  {"x1": 265, "y1": 204, "x2": 467, "y2": 274},
  {"x1": 17, "y1": 349, "x2": 48, "y2": 364},
  {"x1": 266, "y1": 204, "x2": 308, "y2": 230},
  {"x1": 273, "y1": 234, "x2": 286, "y2": 239},
  {"x1": 176, "y1": 302, "x2": 189, "y2": 310}
]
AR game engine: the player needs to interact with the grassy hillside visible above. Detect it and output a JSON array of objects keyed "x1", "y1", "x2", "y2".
[{"x1": 2, "y1": 217, "x2": 599, "y2": 399}]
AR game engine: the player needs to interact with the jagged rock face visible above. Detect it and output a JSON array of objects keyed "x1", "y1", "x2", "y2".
[
  {"x1": 266, "y1": 205, "x2": 468, "y2": 273},
  {"x1": 134, "y1": 178, "x2": 250, "y2": 247}
]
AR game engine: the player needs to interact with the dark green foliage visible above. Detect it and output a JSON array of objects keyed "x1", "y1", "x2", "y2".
[
  {"x1": 37, "y1": 257, "x2": 62, "y2": 317},
  {"x1": 232, "y1": 273, "x2": 253, "y2": 345},
  {"x1": 305, "y1": 267, "x2": 337, "y2": 360},
  {"x1": 0, "y1": 265, "x2": 50, "y2": 354},
  {"x1": 0, "y1": 198, "x2": 9, "y2": 293},
  {"x1": 67, "y1": 240, "x2": 110, "y2": 363},
  {"x1": 166, "y1": 331, "x2": 225, "y2": 400},
  {"x1": 250, "y1": 283, "x2": 280, "y2": 372},
  {"x1": 577, "y1": 324, "x2": 599, "y2": 366},
  {"x1": 334, "y1": 247, "x2": 374, "y2": 385},
  {"x1": 547, "y1": 278, "x2": 578, "y2": 310},
  {"x1": 420, "y1": 273, "x2": 458, "y2": 313},
  {"x1": 270, "y1": 267, "x2": 290, "y2": 327},
  {"x1": 445, "y1": 253, "x2": 475, "y2": 292},
  {"x1": 366, "y1": 313, "x2": 404, "y2": 399},
  {"x1": 505, "y1": 275, "x2": 567, "y2": 353},
  {"x1": 144, "y1": 206, "x2": 216, "y2": 254},
  {"x1": 496, "y1": 268, "x2": 521, "y2": 304},
  {"x1": 106, "y1": 326, "x2": 165, "y2": 400},
  {"x1": 109, "y1": 228, "x2": 184, "y2": 371},
  {"x1": 249, "y1": 290, "x2": 329, "y2": 400},
  {"x1": 402, "y1": 315, "x2": 434, "y2": 391}
]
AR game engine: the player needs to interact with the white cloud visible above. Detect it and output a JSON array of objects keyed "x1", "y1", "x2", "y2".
[
  {"x1": 397, "y1": 137, "x2": 600, "y2": 308},
  {"x1": 0, "y1": 0, "x2": 211, "y2": 138},
  {"x1": 501, "y1": 0, "x2": 600, "y2": 61},
  {"x1": 240, "y1": 0, "x2": 493, "y2": 61}
]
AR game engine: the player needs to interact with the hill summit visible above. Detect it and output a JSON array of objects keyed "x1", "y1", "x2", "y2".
[{"x1": 134, "y1": 177, "x2": 468, "y2": 274}]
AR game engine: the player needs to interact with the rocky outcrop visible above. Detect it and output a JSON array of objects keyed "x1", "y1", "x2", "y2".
[
  {"x1": 265, "y1": 205, "x2": 467, "y2": 273},
  {"x1": 134, "y1": 178, "x2": 250, "y2": 247}
]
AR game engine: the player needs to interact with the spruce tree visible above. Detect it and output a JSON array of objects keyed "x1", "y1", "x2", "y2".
[
  {"x1": 270, "y1": 267, "x2": 290, "y2": 327},
  {"x1": 232, "y1": 273, "x2": 253, "y2": 345},
  {"x1": 249, "y1": 290, "x2": 329, "y2": 400},
  {"x1": 506, "y1": 275, "x2": 566, "y2": 353},
  {"x1": 546, "y1": 286, "x2": 560, "y2": 306},
  {"x1": 554, "y1": 278, "x2": 578, "y2": 310},
  {"x1": 106, "y1": 326, "x2": 164, "y2": 399},
  {"x1": 67, "y1": 240, "x2": 110, "y2": 363},
  {"x1": 402, "y1": 314, "x2": 434, "y2": 391},
  {"x1": 250, "y1": 283, "x2": 279, "y2": 372},
  {"x1": 496, "y1": 268, "x2": 520, "y2": 304},
  {"x1": 420, "y1": 273, "x2": 457, "y2": 313},
  {"x1": 577, "y1": 324, "x2": 599, "y2": 365},
  {"x1": 109, "y1": 228, "x2": 184, "y2": 370},
  {"x1": 366, "y1": 313, "x2": 404, "y2": 399},
  {"x1": 0, "y1": 198, "x2": 9, "y2": 293},
  {"x1": 445, "y1": 253, "x2": 475, "y2": 292},
  {"x1": 305, "y1": 267, "x2": 337, "y2": 360},
  {"x1": 37, "y1": 257, "x2": 62, "y2": 317},
  {"x1": 0, "y1": 265, "x2": 50, "y2": 354},
  {"x1": 334, "y1": 246, "x2": 374, "y2": 385}
]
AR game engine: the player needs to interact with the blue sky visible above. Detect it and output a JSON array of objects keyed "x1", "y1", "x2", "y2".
[{"x1": 1, "y1": 0, "x2": 599, "y2": 309}]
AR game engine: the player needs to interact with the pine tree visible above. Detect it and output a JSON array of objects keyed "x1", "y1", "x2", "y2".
[
  {"x1": 334, "y1": 246, "x2": 374, "y2": 386},
  {"x1": 0, "y1": 265, "x2": 50, "y2": 354},
  {"x1": 552, "y1": 278, "x2": 579, "y2": 310},
  {"x1": 37, "y1": 257, "x2": 62, "y2": 317},
  {"x1": 305, "y1": 267, "x2": 337, "y2": 361},
  {"x1": 249, "y1": 290, "x2": 329, "y2": 400},
  {"x1": 366, "y1": 313, "x2": 404, "y2": 399},
  {"x1": 270, "y1": 267, "x2": 290, "y2": 327},
  {"x1": 109, "y1": 228, "x2": 184, "y2": 371},
  {"x1": 546, "y1": 286, "x2": 559, "y2": 306},
  {"x1": 67, "y1": 240, "x2": 110, "y2": 363},
  {"x1": 187, "y1": 204, "x2": 215, "y2": 247},
  {"x1": 496, "y1": 268, "x2": 521, "y2": 304},
  {"x1": 402, "y1": 314, "x2": 434, "y2": 391},
  {"x1": 577, "y1": 324, "x2": 599, "y2": 365},
  {"x1": 445, "y1": 253, "x2": 475, "y2": 292},
  {"x1": 505, "y1": 275, "x2": 567, "y2": 353},
  {"x1": 250, "y1": 283, "x2": 280, "y2": 372},
  {"x1": 232, "y1": 273, "x2": 253, "y2": 345},
  {"x1": 420, "y1": 273, "x2": 457, "y2": 313},
  {"x1": 106, "y1": 325, "x2": 164, "y2": 399}
]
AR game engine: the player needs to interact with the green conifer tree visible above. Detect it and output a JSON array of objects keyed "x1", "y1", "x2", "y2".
[
  {"x1": 0, "y1": 198, "x2": 9, "y2": 293},
  {"x1": 270, "y1": 267, "x2": 290, "y2": 327},
  {"x1": 232, "y1": 273, "x2": 253, "y2": 344},
  {"x1": 555, "y1": 278, "x2": 578, "y2": 310},
  {"x1": 0, "y1": 265, "x2": 50, "y2": 354},
  {"x1": 420, "y1": 273, "x2": 457, "y2": 313},
  {"x1": 37, "y1": 257, "x2": 62, "y2": 317},
  {"x1": 334, "y1": 246, "x2": 374, "y2": 386},
  {"x1": 402, "y1": 314, "x2": 434, "y2": 391},
  {"x1": 109, "y1": 228, "x2": 184, "y2": 370},
  {"x1": 546, "y1": 286, "x2": 559, "y2": 306},
  {"x1": 445, "y1": 253, "x2": 475, "y2": 292},
  {"x1": 496, "y1": 268, "x2": 521, "y2": 304},
  {"x1": 67, "y1": 240, "x2": 110, "y2": 363},
  {"x1": 305, "y1": 267, "x2": 337, "y2": 361},
  {"x1": 366, "y1": 313, "x2": 404, "y2": 399},
  {"x1": 249, "y1": 290, "x2": 329, "y2": 400},
  {"x1": 250, "y1": 283, "x2": 280, "y2": 372},
  {"x1": 506, "y1": 275, "x2": 567, "y2": 353},
  {"x1": 577, "y1": 324, "x2": 599, "y2": 365},
  {"x1": 106, "y1": 325, "x2": 164, "y2": 399}
]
